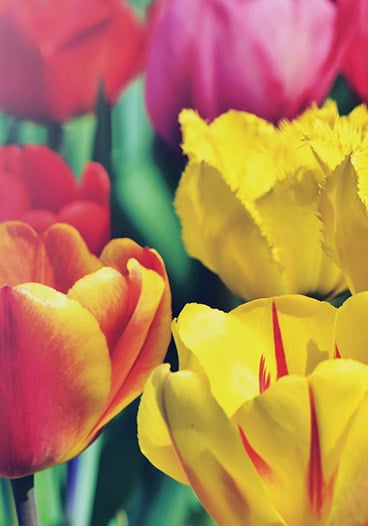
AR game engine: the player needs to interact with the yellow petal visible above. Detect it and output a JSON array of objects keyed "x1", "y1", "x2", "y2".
[
  {"x1": 335, "y1": 291, "x2": 368, "y2": 364},
  {"x1": 180, "y1": 109, "x2": 277, "y2": 201},
  {"x1": 173, "y1": 296, "x2": 335, "y2": 416},
  {"x1": 234, "y1": 376, "x2": 312, "y2": 525},
  {"x1": 175, "y1": 161, "x2": 286, "y2": 299},
  {"x1": 234, "y1": 360, "x2": 368, "y2": 525},
  {"x1": 319, "y1": 153, "x2": 368, "y2": 293},
  {"x1": 255, "y1": 171, "x2": 345, "y2": 297},
  {"x1": 161, "y1": 370, "x2": 284, "y2": 526},
  {"x1": 67, "y1": 266, "x2": 131, "y2": 352},
  {"x1": 309, "y1": 360, "x2": 368, "y2": 526},
  {"x1": 137, "y1": 364, "x2": 189, "y2": 485}
]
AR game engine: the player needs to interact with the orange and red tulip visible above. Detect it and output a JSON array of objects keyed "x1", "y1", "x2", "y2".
[{"x1": 0, "y1": 221, "x2": 171, "y2": 478}]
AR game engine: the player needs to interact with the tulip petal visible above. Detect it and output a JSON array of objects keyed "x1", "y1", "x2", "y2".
[
  {"x1": 335, "y1": 291, "x2": 368, "y2": 364},
  {"x1": 0, "y1": 221, "x2": 54, "y2": 287},
  {"x1": 21, "y1": 145, "x2": 78, "y2": 210},
  {"x1": 175, "y1": 161, "x2": 286, "y2": 299},
  {"x1": 84, "y1": 239, "x2": 171, "y2": 429},
  {"x1": 58, "y1": 200, "x2": 110, "y2": 255},
  {"x1": 234, "y1": 376, "x2": 313, "y2": 525},
  {"x1": 0, "y1": 222, "x2": 101, "y2": 292},
  {"x1": 67, "y1": 266, "x2": 131, "y2": 354},
  {"x1": 94, "y1": 258, "x2": 168, "y2": 429},
  {"x1": 173, "y1": 297, "x2": 335, "y2": 416},
  {"x1": 42, "y1": 223, "x2": 102, "y2": 292},
  {"x1": 0, "y1": 283, "x2": 111, "y2": 478},
  {"x1": 255, "y1": 171, "x2": 344, "y2": 297},
  {"x1": 137, "y1": 364, "x2": 189, "y2": 485},
  {"x1": 309, "y1": 360, "x2": 368, "y2": 525},
  {"x1": 79, "y1": 161, "x2": 110, "y2": 207},
  {"x1": 334, "y1": 153, "x2": 368, "y2": 293},
  {"x1": 180, "y1": 109, "x2": 277, "y2": 201},
  {"x1": 160, "y1": 370, "x2": 285, "y2": 526},
  {"x1": 232, "y1": 360, "x2": 368, "y2": 525}
]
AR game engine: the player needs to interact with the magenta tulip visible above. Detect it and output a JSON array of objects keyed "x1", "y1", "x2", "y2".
[{"x1": 145, "y1": 0, "x2": 358, "y2": 146}]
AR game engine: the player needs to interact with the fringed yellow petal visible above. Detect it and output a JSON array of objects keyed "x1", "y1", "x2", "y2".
[
  {"x1": 175, "y1": 162, "x2": 286, "y2": 299},
  {"x1": 320, "y1": 153, "x2": 368, "y2": 293}
]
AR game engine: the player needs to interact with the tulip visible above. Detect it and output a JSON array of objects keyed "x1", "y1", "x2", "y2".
[
  {"x1": 175, "y1": 103, "x2": 349, "y2": 300},
  {"x1": 0, "y1": 144, "x2": 111, "y2": 254},
  {"x1": 145, "y1": 0, "x2": 358, "y2": 146},
  {"x1": 0, "y1": 221, "x2": 171, "y2": 478},
  {"x1": 138, "y1": 293, "x2": 368, "y2": 525},
  {"x1": 342, "y1": 0, "x2": 368, "y2": 102},
  {"x1": 0, "y1": 0, "x2": 144, "y2": 122}
]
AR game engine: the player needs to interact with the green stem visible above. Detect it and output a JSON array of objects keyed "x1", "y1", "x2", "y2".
[
  {"x1": 46, "y1": 121, "x2": 64, "y2": 152},
  {"x1": 10, "y1": 475, "x2": 39, "y2": 526}
]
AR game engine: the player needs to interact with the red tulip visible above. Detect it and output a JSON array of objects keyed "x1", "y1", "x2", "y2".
[
  {"x1": 0, "y1": 221, "x2": 171, "y2": 478},
  {"x1": 0, "y1": 144, "x2": 111, "y2": 254},
  {"x1": 0, "y1": 0, "x2": 145, "y2": 122},
  {"x1": 145, "y1": 0, "x2": 358, "y2": 146},
  {"x1": 342, "y1": 1, "x2": 368, "y2": 101}
]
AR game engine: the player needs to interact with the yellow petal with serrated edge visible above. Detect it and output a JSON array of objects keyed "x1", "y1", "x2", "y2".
[{"x1": 175, "y1": 161, "x2": 286, "y2": 299}]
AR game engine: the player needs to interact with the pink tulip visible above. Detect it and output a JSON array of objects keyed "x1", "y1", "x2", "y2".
[
  {"x1": 342, "y1": 0, "x2": 368, "y2": 101},
  {"x1": 145, "y1": 0, "x2": 358, "y2": 146}
]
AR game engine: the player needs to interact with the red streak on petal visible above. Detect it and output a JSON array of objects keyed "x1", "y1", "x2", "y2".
[
  {"x1": 238, "y1": 425, "x2": 272, "y2": 478},
  {"x1": 258, "y1": 355, "x2": 271, "y2": 394},
  {"x1": 308, "y1": 387, "x2": 324, "y2": 516},
  {"x1": 334, "y1": 344, "x2": 341, "y2": 359},
  {"x1": 272, "y1": 302, "x2": 288, "y2": 379}
]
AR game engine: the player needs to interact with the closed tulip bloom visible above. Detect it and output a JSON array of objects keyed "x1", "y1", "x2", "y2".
[
  {"x1": 0, "y1": 221, "x2": 171, "y2": 478},
  {"x1": 138, "y1": 294, "x2": 368, "y2": 525},
  {"x1": 0, "y1": 144, "x2": 111, "y2": 254},
  {"x1": 175, "y1": 104, "x2": 348, "y2": 300},
  {"x1": 0, "y1": 0, "x2": 144, "y2": 122},
  {"x1": 145, "y1": 0, "x2": 358, "y2": 145}
]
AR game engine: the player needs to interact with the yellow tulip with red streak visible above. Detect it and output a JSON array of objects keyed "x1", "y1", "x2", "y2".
[{"x1": 139, "y1": 294, "x2": 368, "y2": 525}]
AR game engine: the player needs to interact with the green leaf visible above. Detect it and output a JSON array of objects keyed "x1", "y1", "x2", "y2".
[
  {"x1": 111, "y1": 79, "x2": 191, "y2": 288},
  {"x1": 35, "y1": 465, "x2": 67, "y2": 526}
]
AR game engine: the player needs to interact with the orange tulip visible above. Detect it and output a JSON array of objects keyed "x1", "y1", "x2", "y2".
[{"x1": 0, "y1": 221, "x2": 171, "y2": 478}]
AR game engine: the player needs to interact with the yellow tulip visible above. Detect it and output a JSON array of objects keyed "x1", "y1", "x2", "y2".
[
  {"x1": 174, "y1": 101, "x2": 368, "y2": 300},
  {"x1": 138, "y1": 294, "x2": 368, "y2": 525}
]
